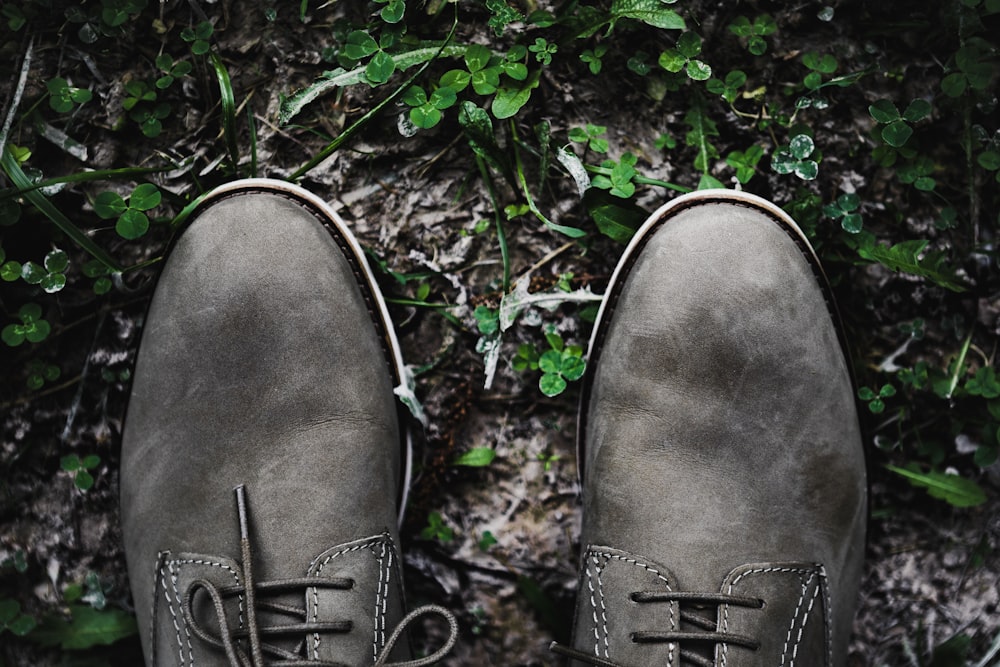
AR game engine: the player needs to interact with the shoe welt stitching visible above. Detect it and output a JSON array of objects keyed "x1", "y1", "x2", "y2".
[{"x1": 166, "y1": 557, "x2": 243, "y2": 666}]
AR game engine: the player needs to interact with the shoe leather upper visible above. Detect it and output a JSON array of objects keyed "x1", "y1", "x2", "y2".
[
  {"x1": 120, "y1": 190, "x2": 404, "y2": 666},
  {"x1": 576, "y1": 199, "x2": 867, "y2": 666}
]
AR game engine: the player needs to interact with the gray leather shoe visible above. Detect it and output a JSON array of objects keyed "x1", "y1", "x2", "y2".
[
  {"x1": 120, "y1": 179, "x2": 456, "y2": 666},
  {"x1": 554, "y1": 191, "x2": 867, "y2": 667}
]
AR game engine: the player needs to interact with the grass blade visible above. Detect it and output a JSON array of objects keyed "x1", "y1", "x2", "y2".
[
  {"x1": 288, "y1": 14, "x2": 460, "y2": 181},
  {"x1": 1, "y1": 145, "x2": 122, "y2": 273},
  {"x1": 210, "y1": 51, "x2": 240, "y2": 174},
  {"x1": 0, "y1": 166, "x2": 166, "y2": 200},
  {"x1": 279, "y1": 44, "x2": 467, "y2": 125}
]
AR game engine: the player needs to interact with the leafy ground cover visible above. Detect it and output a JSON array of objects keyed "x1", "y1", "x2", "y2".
[{"x1": 1, "y1": 0, "x2": 999, "y2": 665}]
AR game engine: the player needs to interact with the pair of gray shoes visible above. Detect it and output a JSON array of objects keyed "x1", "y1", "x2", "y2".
[{"x1": 120, "y1": 180, "x2": 866, "y2": 666}]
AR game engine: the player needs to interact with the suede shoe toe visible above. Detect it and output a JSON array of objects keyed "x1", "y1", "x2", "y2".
[
  {"x1": 120, "y1": 179, "x2": 455, "y2": 666},
  {"x1": 557, "y1": 190, "x2": 867, "y2": 667}
]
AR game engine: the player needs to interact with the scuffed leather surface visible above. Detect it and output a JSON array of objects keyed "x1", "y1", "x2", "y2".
[
  {"x1": 120, "y1": 189, "x2": 403, "y2": 666},
  {"x1": 575, "y1": 200, "x2": 867, "y2": 666}
]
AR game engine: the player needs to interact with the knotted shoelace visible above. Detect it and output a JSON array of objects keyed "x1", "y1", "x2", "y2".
[
  {"x1": 180, "y1": 485, "x2": 458, "y2": 667},
  {"x1": 549, "y1": 590, "x2": 762, "y2": 667}
]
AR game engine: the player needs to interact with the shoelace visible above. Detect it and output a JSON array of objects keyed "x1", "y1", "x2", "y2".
[
  {"x1": 180, "y1": 485, "x2": 458, "y2": 667},
  {"x1": 549, "y1": 591, "x2": 762, "y2": 667}
]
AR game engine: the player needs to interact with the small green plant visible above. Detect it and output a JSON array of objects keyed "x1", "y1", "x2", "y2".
[
  {"x1": 569, "y1": 124, "x2": 609, "y2": 154},
  {"x1": 82, "y1": 260, "x2": 114, "y2": 295},
  {"x1": 100, "y1": 0, "x2": 147, "y2": 28},
  {"x1": 941, "y1": 39, "x2": 994, "y2": 97},
  {"x1": 801, "y1": 52, "x2": 838, "y2": 90},
  {"x1": 154, "y1": 54, "x2": 192, "y2": 89},
  {"x1": 706, "y1": 70, "x2": 747, "y2": 104},
  {"x1": 868, "y1": 98, "x2": 931, "y2": 148},
  {"x1": 374, "y1": 0, "x2": 405, "y2": 24},
  {"x1": 772, "y1": 134, "x2": 818, "y2": 180},
  {"x1": 528, "y1": 37, "x2": 558, "y2": 65},
  {"x1": 26, "y1": 360, "x2": 60, "y2": 391},
  {"x1": 897, "y1": 155, "x2": 937, "y2": 191},
  {"x1": 965, "y1": 366, "x2": 1000, "y2": 398},
  {"x1": 658, "y1": 32, "x2": 712, "y2": 81},
  {"x1": 93, "y1": 184, "x2": 161, "y2": 239},
  {"x1": 536, "y1": 451, "x2": 562, "y2": 471},
  {"x1": 0, "y1": 599, "x2": 37, "y2": 638},
  {"x1": 2, "y1": 303, "x2": 51, "y2": 347},
  {"x1": 580, "y1": 45, "x2": 608, "y2": 74},
  {"x1": 180, "y1": 20, "x2": 214, "y2": 55},
  {"x1": 9, "y1": 248, "x2": 69, "y2": 293},
  {"x1": 121, "y1": 80, "x2": 170, "y2": 137},
  {"x1": 591, "y1": 152, "x2": 638, "y2": 198},
  {"x1": 727, "y1": 14, "x2": 777, "y2": 55},
  {"x1": 60, "y1": 454, "x2": 101, "y2": 491},
  {"x1": 420, "y1": 511, "x2": 454, "y2": 543},
  {"x1": 46, "y1": 78, "x2": 92, "y2": 113},
  {"x1": 725, "y1": 144, "x2": 763, "y2": 184},
  {"x1": 478, "y1": 531, "x2": 497, "y2": 552},
  {"x1": 824, "y1": 192, "x2": 863, "y2": 233},
  {"x1": 859, "y1": 383, "x2": 896, "y2": 414},
  {"x1": 452, "y1": 447, "x2": 497, "y2": 467},
  {"x1": 401, "y1": 84, "x2": 457, "y2": 129}
]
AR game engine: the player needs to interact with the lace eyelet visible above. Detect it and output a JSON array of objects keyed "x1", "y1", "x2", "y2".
[
  {"x1": 346, "y1": 578, "x2": 356, "y2": 590},
  {"x1": 628, "y1": 592, "x2": 639, "y2": 603},
  {"x1": 629, "y1": 632, "x2": 639, "y2": 643},
  {"x1": 756, "y1": 598, "x2": 765, "y2": 609}
]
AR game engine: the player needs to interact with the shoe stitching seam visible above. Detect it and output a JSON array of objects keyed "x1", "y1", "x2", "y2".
[
  {"x1": 721, "y1": 565, "x2": 816, "y2": 667},
  {"x1": 589, "y1": 552, "x2": 609, "y2": 658},
  {"x1": 155, "y1": 554, "x2": 184, "y2": 667},
  {"x1": 819, "y1": 564, "x2": 833, "y2": 666},
  {"x1": 375, "y1": 539, "x2": 390, "y2": 662},
  {"x1": 586, "y1": 548, "x2": 675, "y2": 664},
  {"x1": 310, "y1": 534, "x2": 393, "y2": 659},
  {"x1": 779, "y1": 571, "x2": 813, "y2": 667},
  {"x1": 789, "y1": 574, "x2": 821, "y2": 667},
  {"x1": 166, "y1": 557, "x2": 244, "y2": 666}
]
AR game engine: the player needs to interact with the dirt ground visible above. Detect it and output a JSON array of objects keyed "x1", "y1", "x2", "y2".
[{"x1": 1, "y1": 1, "x2": 998, "y2": 665}]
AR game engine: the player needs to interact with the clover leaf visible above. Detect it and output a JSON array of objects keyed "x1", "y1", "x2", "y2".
[
  {"x1": 772, "y1": 134, "x2": 818, "y2": 180},
  {"x1": 2, "y1": 303, "x2": 51, "y2": 347},
  {"x1": 823, "y1": 192, "x2": 863, "y2": 233},
  {"x1": 658, "y1": 32, "x2": 712, "y2": 81},
  {"x1": 47, "y1": 78, "x2": 93, "y2": 113},
  {"x1": 869, "y1": 98, "x2": 931, "y2": 148},
  {"x1": 94, "y1": 184, "x2": 161, "y2": 240}
]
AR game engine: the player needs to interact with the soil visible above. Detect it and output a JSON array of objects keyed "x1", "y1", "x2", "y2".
[{"x1": 1, "y1": 1, "x2": 998, "y2": 666}]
